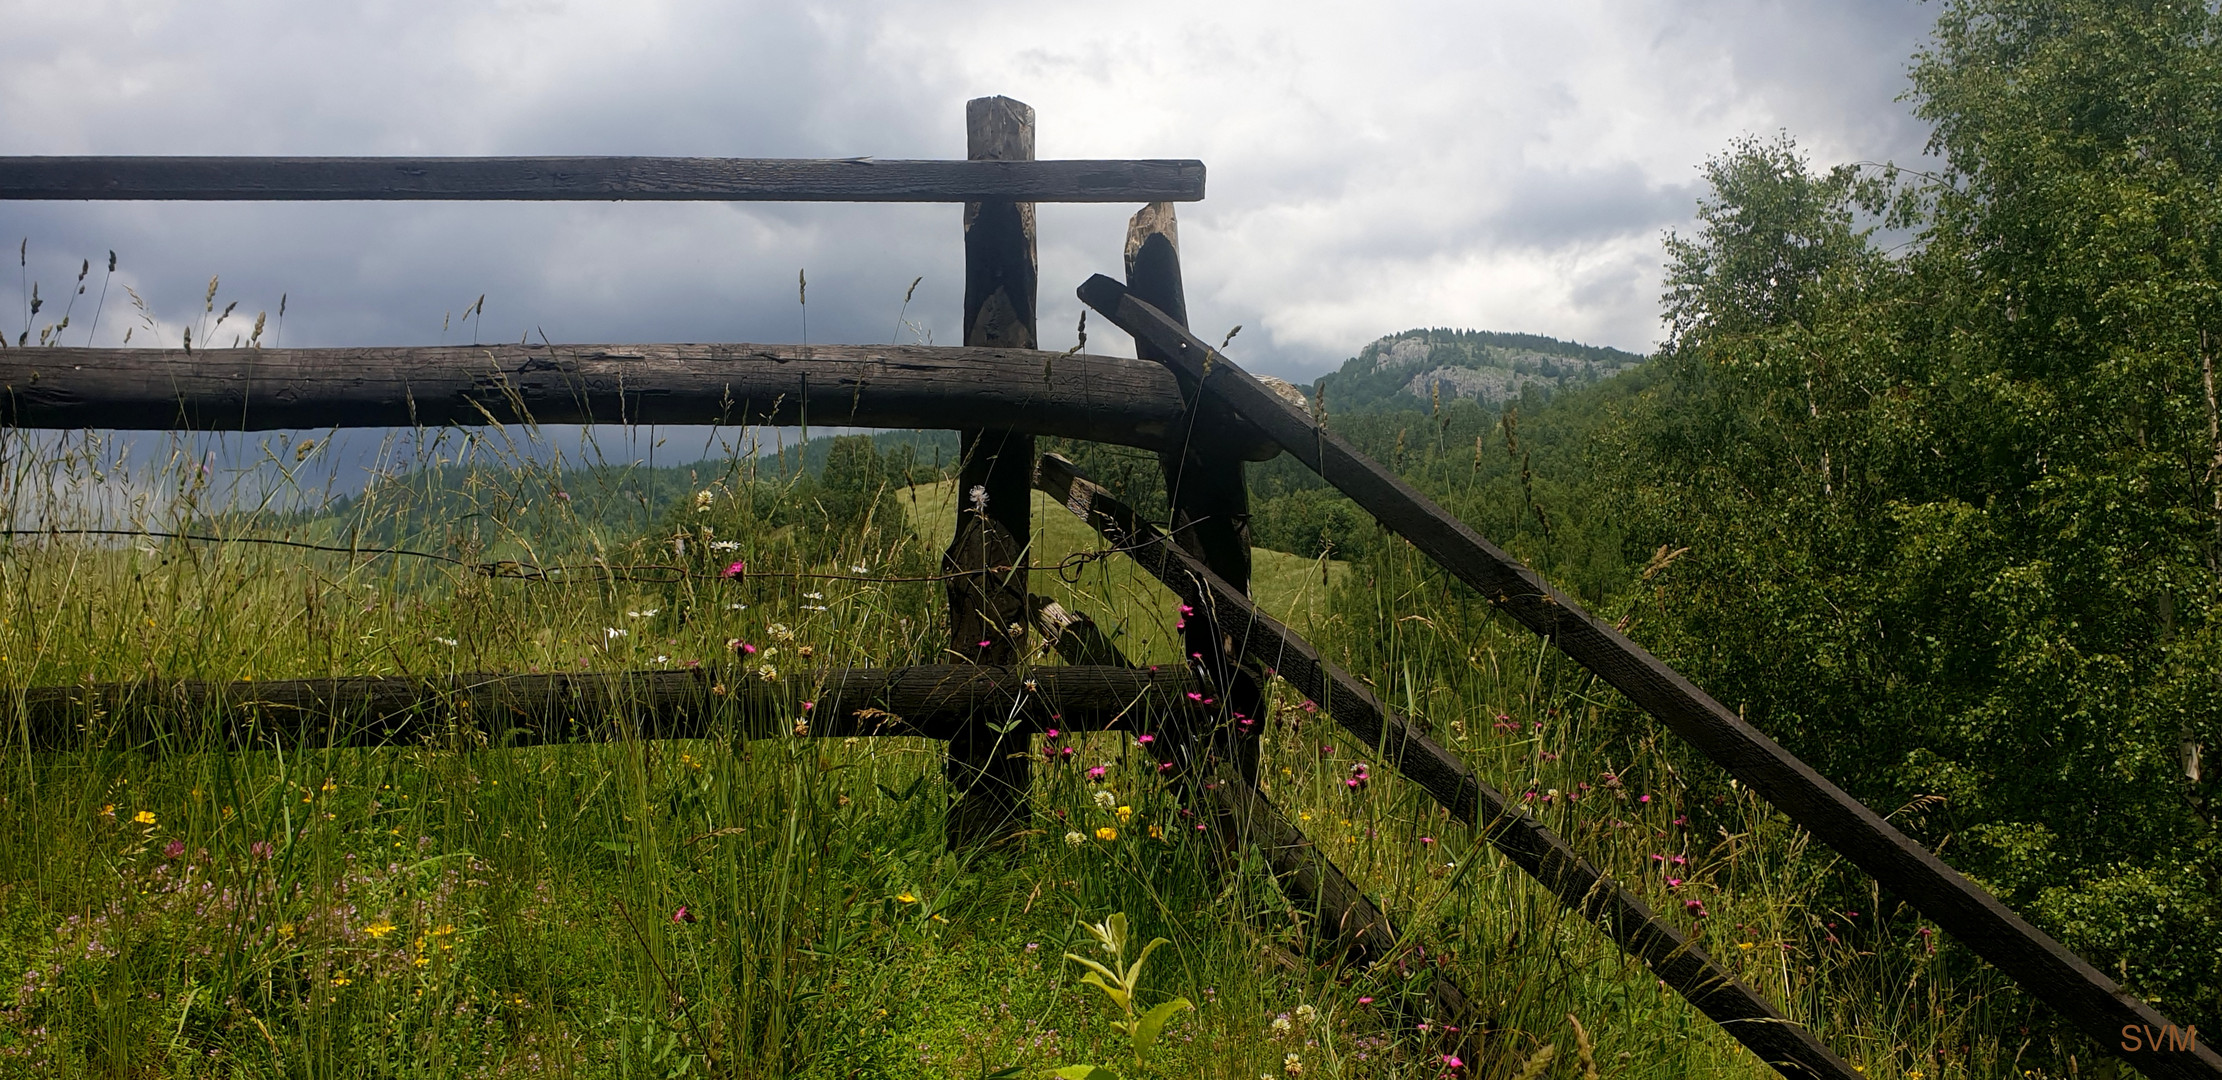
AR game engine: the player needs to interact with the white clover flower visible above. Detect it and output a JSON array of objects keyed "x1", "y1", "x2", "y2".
[
  {"x1": 432, "y1": 636, "x2": 458, "y2": 648},
  {"x1": 768, "y1": 623, "x2": 794, "y2": 641},
  {"x1": 727, "y1": 603, "x2": 747, "y2": 611},
  {"x1": 1295, "y1": 1003, "x2": 1317, "y2": 1025},
  {"x1": 694, "y1": 489, "x2": 715, "y2": 511},
  {"x1": 1271, "y1": 1014, "x2": 1292, "y2": 1034},
  {"x1": 1283, "y1": 1052, "x2": 1302, "y2": 1076},
  {"x1": 652, "y1": 655, "x2": 670, "y2": 665},
  {"x1": 849, "y1": 564, "x2": 869, "y2": 574},
  {"x1": 1093, "y1": 790, "x2": 1117, "y2": 810},
  {"x1": 968, "y1": 484, "x2": 988, "y2": 511},
  {"x1": 1064, "y1": 831, "x2": 1086, "y2": 847}
]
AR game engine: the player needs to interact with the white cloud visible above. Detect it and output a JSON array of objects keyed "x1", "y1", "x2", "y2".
[{"x1": 2, "y1": 0, "x2": 1936, "y2": 380}]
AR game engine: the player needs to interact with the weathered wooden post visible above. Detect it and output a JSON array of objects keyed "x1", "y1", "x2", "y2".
[
  {"x1": 1129, "y1": 204, "x2": 1266, "y2": 783},
  {"x1": 944, "y1": 96, "x2": 1038, "y2": 846}
]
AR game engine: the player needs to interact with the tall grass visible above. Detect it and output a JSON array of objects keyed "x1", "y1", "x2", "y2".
[{"x1": 0, "y1": 416, "x2": 2086, "y2": 1080}]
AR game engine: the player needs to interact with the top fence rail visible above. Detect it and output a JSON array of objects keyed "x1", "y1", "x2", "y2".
[{"x1": 0, "y1": 156, "x2": 1206, "y2": 203}]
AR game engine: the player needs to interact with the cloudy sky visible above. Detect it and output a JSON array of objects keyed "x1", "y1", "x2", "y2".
[{"x1": 4, "y1": 0, "x2": 1941, "y2": 387}]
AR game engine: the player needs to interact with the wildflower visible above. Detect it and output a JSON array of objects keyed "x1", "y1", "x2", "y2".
[
  {"x1": 626, "y1": 608, "x2": 658, "y2": 619},
  {"x1": 759, "y1": 665, "x2": 780, "y2": 681},
  {"x1": 1358, "y1": 996, "x2": 1374, "y2": 1005},
  {"x1": 710, "y1": 540, "x2": 741, "y2": 552},
  {"x1": 896, "y1": 893, "x2": 917, "y2": 903},
  {"x1": 1045, "y1": 728, "x2": 1060, "y2": 740},
  {"x1": 1666, "y1": 877, "x2": 1684, "y2": 888},
  {"x1": 1271, "y1": 1014, "x2": 1292, "y2": 1034},
  {"x1": 652, "y1": 655, "x2": 670, "y2": 664},
  {"x1": 1095, "y1": 826, "x2": 1117, "y2": 841},
  {"x1": 1639, "y1": 794, "x2": 1651, "y2": 804},
  {"x1": 724, "y1": 560, "x2": 747, "y2": 579},
  {"x1": 99, "y1": 803, "x2": 115, "y2": 818},
  {"x1": 978, "y1": 640, "x2": 992, "y2": 649},
  {"x1": 133, "y1": 810, "x2": 157, "y2": 826},
  {"x1": 1284, "y1": 1051, "x2": 1303, "y2": 1075},
  {"x1": 1419, "y1": 836, "x2": 1435, "y2": 845},
  {"x1": 849, "y1": 563, "x2": 869, "y2": 573},
  {"x1": 250, "y1": 840, "x2": 273, "y2": 861},
  {"x1": 671, "y1": 906, "x2": 696, "y2": 923},
  {"x1": 432, "y1": 636, "x2": 458, "y2": 647},
  {"x1": 1064, "y1": 831, "x2": 1085, "y2": 846},
  {"x1": 1136, "y1": 733, "x2": 1154, "y2": 745},
  {"x1": 694, "y1": 489, "x2": 715, "y2": 511},
  {"x1": 162, "y1": 839, "x2": 185, "y2": 859},
  {"x1": 605, "y1": 627, "x2": 627, "y2": 640},
  {"x1": 1088, "y1": 765, "x2": 1109, "y2": 782},
  {"x1": 1295, "y1": 1003, "x2": 1317, "y2": 1024},
  {"x1": 1148, "y1": 825, "x2": 1165, "y2": 839},
  {"x1": 1115, "y1": 805, "x2": 1132, "y2": 821},
  {"x1": 968, "y1": 484, "x2": 988, "y2": 511},
  {"x1": 1093, "y1": 790, "x2": 1117, "y2": 809},
  {"x1": 1440, "y1": 1054, "x2": 1464, "y2": 1070},
  {"x1": 363, "y1": 920, "x2": 397, "y2": 940},
  {"x1": 728, "y1": 639, "x2": 757, "y2": 655}
]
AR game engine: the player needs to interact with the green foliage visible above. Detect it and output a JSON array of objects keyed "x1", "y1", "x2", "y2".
[
  {"x1": 1614, "y1": 0, "x2": 2222, "y2": 1025},
  {"x1": 1057, "y1": 912, "x2": 1191, "y2": 1076}
]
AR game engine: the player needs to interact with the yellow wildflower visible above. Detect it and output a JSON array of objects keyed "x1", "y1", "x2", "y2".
[
  {"x1": 132, "y1": 810, "x2": 156, "y2": 826},
  {"x1": 1095, "y1": 826, "x2": 1117, "y2": 841},
  {"x1": 363, "y1": 920, "x2": 397, "y2": 940}
]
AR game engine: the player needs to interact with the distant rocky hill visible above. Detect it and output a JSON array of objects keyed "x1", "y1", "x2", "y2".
[{"x1": 1312, "y1": 328, "x2": 1647, "y2": 413}]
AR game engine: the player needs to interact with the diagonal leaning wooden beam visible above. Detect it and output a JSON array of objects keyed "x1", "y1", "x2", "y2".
[
  {"x1": 1036, "y1": 452, "x2": 1861, "y2": 1080},
  {"x1": 1075, "y1": 274, "x2": 2222, "y2": 1080}
]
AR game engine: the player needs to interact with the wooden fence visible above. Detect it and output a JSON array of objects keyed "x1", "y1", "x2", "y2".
[{"x1": 2, "y1": 96, "x2": 2215, "y2": 1080}]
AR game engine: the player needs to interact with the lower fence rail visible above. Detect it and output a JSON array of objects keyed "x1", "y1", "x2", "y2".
[{"x1": 7, "y1": 664, "x2": 1196, "y2": 752}]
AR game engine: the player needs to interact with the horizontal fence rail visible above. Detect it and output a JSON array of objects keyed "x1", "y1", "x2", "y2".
[
  {"x1": 0, "y1": 156, "x2": 1205, "y2": 203},
  {"x1": 1076, "y1": 274, "x2": 2222, "y2": 1080},
  {"x1": 0, "y1": 343, "x2": 1282, "y2": 459},
  {"x1": 11, "y1": 664, "x2": 1198, "y2": 753}
]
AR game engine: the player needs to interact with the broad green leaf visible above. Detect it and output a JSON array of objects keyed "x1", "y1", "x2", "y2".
[
  {"x1": 1052, "y1": 1066, "x2": 1119, "y2": 1080},
  {"x1": 1064, "y1": 953, "x2": 1121, "y2": 987},
  {"x1": 1131, "y1": 997, "x2": 1192, "y2": 1058},
  {"x1": 1077, "y1": 968, "x2": 1130, "y2": 1012}
]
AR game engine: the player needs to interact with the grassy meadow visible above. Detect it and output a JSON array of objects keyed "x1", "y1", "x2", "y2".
[{"x1": 0, "y1": 427, "x2": 2073, "y2": 1080}]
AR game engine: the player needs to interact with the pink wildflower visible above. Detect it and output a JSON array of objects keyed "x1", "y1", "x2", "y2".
[
  {"x1": 672, "y1": 906, "x2": 696, "y2": 923},
  {"x1": 723, "y1": 561, "x2": 746, "y2": 579}
]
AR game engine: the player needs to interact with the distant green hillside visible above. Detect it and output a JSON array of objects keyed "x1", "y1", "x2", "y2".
[{"x1": 1313, "y1": 328, "x2": 1646, "y2": 414}]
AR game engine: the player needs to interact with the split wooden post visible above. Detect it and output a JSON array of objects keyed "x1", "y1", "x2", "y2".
[
  {"x1": 944, "y1": 95, "x2": 1040, "y2": 846},
  {"x1": 1128, "y1": 204, "x2": 1267, "y2": 784}
]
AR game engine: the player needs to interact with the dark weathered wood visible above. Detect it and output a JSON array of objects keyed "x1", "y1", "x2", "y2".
[
  {"x1": 9, "y1": 664, "x2": 1197, "y2": 752},
  {"x1": 1037, "y1": 451, "x2": 1862, "y2": 1080},
  {"x1": 1076, "y1": 275, "x2": 2222, "y2": 1080},
  {"x1": 944, "y1": 96, "x2": 1041, "y2": 846},
  {"x1": 0, "y1": 156, "x2": 1204, "y2": 203},
  {"x1": 0, "y1": 343, "x2": 1279, "y2": 459},
  {"x1": 1129, "y1": 203, "x2": 1267, "y2": 783},
  {"x1": 1027, "y1": 596, "x2": 1483, "y2": 1062}
]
